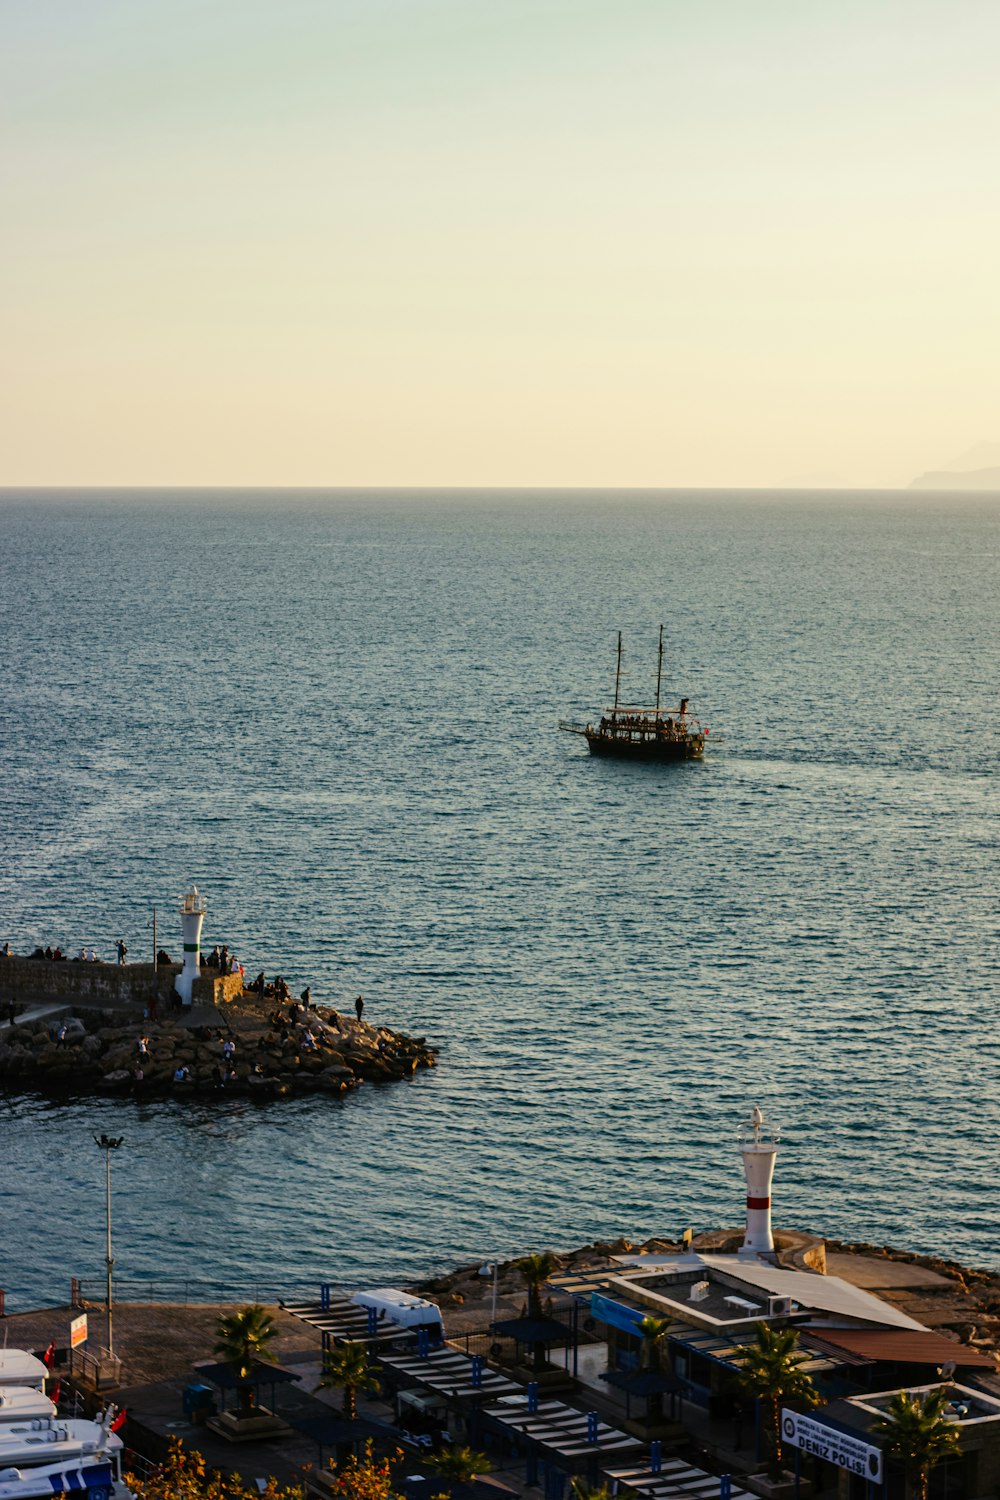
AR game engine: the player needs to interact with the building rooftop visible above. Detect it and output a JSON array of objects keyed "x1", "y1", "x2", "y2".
[
  {"x1": 605, "y1": 1253, "x2": 929, "y2": 1332},
  {"x1": 812, "y1": 1327, "x2": 997, "y2": 1372},
  {"x1": 846, "y1": 1384, "x2": 1000, "y2": 1429}
]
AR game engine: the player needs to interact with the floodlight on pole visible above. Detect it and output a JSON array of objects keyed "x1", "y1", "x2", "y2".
[{"x1": 94, "y1": 1134, "x2": 124, "y2": 1356}]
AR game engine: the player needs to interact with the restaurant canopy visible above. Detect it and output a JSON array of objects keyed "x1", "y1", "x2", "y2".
[
  {"x1": 195, "y1": 1360, "x2": 301, "y2": 1393},
  {"x1": 482, "y1": 1393, "x2": 644, "y2": 1466},
  {"x1": 600, "y1": 1367, "x2": 685, "y2": 1421},
  {"x1": 490, "y1": 1317, "x2": 573, "y2": 1347},
  {"x1": 379, "y1": 1345, "x2": 522, "y2": 1400},
  {"x1": 604, "y1": 1459, "x2": 756, "y2": 1500}
]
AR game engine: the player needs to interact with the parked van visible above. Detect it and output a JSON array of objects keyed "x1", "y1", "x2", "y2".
[{"x1": 350, "y1": 1288, "x2": 444, "y2": 1337}]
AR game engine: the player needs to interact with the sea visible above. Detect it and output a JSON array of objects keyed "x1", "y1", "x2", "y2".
[{"x1": 0, "y1": 489, "x2": 997, "y2": 1313}]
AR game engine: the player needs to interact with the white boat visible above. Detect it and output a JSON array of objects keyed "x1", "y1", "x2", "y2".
[
  {"x1": 0, "y1": 1414, "x2": 124, "y2": 1500},
  {"x1": 0, "y1": 1392, "x2": 56, "y2": 1425},
  {"x1": 0, "y1": 1356, "x2": 47, "y2": 1393}
]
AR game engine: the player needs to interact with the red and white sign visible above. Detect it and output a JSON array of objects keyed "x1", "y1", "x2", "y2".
[{"x1": 70, "y1": 1313, "x2": 88, "y2": 1349}]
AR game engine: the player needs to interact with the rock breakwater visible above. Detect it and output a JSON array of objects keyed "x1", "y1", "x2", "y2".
[{"x1": 0, "y1": 994, "x2": 437, "y2": 1100}]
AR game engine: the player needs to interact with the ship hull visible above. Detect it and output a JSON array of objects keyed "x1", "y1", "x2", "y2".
[{"x1": 585, "y1": 732, "x2": 703, "y2": 761}]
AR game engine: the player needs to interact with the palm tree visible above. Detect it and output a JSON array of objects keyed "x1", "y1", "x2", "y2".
[
  {"x1": 214, "y1": 1305, "x2": 278, "y2": 1419},
  {"x1": 733, "y1": 1323, "x2": 819, "y2": 1479},
  {"x1": 639, "y1": 1315, "x2": 672, "y2": 1425},
  {"x1": 569, "y1": 1482, "x2": 613, "y2": 1500},
  {"x1": 517, "y1": 1251, "x2": 558, "y2": 1318},
  {"x1": 317, "y1": 1340, "x2": 381, "y2": 1422},
  {"x1": 424, "y1": 1445, "x2": 490, "y2": 1492},
  {"x1": 871, "y1": 1386, "x2": 962, "y2": 1500},
  {"x1": 515, "y1": 1251, "x2": 559, "y2": 1372}
]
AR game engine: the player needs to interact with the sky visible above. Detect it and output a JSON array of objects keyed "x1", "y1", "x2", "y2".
[{"x1": 2, "y1": 0, "x2": 999, "y2": 488}]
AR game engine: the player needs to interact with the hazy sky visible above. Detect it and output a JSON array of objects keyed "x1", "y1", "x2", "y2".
[{"x1": 3, "y1": 1, "x2": 998, "y2": 487}]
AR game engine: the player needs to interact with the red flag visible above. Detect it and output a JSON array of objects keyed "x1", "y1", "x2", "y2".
[
  {"x1": 110, "y1": 1409, "x2": 127, "y2": 1433},
  {"x1": 42, "y1": 1343, "x2": 56, "y2": 1369}
]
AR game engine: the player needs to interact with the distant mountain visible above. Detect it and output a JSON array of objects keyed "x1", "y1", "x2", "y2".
[{"x1": 910, "y1": 465, "x2": 1000, "y2": 490}]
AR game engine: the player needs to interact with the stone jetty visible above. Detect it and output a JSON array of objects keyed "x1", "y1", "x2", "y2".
[{"x1": 0, "y1": 958, "x2": 437, "y2": 1099}]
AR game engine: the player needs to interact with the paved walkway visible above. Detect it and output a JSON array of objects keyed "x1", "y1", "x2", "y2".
[
  {"x1": 0, "y1": 997, "x2": 226, "y2": 1033},
  {"x1": 0, "y1": 1001, "x2": 71, "y2": 1031}
]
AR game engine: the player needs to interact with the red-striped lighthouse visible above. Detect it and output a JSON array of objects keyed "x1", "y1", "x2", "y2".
[{"x1": 738, "y1": 1105, "x2": 779, "y2": 1259}]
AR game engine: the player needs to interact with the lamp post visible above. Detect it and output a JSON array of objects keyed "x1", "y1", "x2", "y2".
[{"x1": 94, "y1": 1134, "x2": 124, "y2": 1357}]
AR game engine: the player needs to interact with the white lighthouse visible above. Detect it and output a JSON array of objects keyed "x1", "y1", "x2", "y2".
[
  {"x1": 175, "y1": 884, "x2": 207, "y2": 1007},
  {"x1": 738, "y1": 1105, "x2": 779, "y2": 1259}
]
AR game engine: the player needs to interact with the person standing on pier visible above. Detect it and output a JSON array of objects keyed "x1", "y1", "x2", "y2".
[
  {"x1": 355, "y1": 995, "x2": 364, "y2": 1023},
  {"x1": 115, "y1": 938, "x2": 128, "y2": 965}
]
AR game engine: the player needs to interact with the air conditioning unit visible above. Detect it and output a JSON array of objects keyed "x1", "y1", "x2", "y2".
[
  {"x1": 768, "y1": 1295, "x2": 793, "y2": 1318},
  {"x1": 689, "y1": 1280, "x2": 711, "y2": 1303}
]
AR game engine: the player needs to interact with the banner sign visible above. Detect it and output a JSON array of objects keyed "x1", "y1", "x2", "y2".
[
  {"x1": 591, "y1": 1292, "x2": 646, "y2": 1335},
  {"x1": 70, "y1": 1313, "x2": 88, "y2": 1349},
  {"x1": 782, "y1": 1410, "x2": 883, "y2": 1484}
]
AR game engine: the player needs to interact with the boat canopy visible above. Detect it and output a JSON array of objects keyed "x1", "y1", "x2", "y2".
[{"x1": 0, "y1": 1354, "x2": 47, "y2": 1391}]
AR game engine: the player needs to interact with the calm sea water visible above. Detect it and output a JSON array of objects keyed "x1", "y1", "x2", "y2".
[{"x1": 1, "y1": 490, "x2": 998, "y2": 1312}]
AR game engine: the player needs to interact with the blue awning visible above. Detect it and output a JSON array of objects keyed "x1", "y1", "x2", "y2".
[{"x1": 591, "y1": 1293, "x2": 648, "y2": 1336}]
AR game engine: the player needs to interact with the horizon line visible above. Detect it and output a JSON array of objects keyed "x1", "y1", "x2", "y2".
[{"x1": 1, "y1": 483, "x2": 983, "y2": 495}]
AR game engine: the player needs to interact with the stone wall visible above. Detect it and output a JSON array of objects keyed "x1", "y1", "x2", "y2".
[{"x1": 0, "y1": 957, "x2": 242, "y2": 1009}]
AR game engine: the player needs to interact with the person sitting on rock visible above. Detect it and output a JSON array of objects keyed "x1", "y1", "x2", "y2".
[
  {"x1": 300, "y1": 1031, "x2": 317, "y2": 1051},
  {"x1": 222, "y1": 1038, "x2": 236, "y2": 1061},
  {"x1": 137, "y1": 1036, "x2": 150, "y2": 1056},
  {"x1": 173, "y1": 1065, "x2": 189, "y2": 1083}
]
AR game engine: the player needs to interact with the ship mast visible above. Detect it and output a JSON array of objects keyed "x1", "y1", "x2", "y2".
[
  {"x1": 655, "y1": 624, "x2": 663, "y2": 720},
  {"x1": 613, "y1": 631, "x2": 622, "y2": 720}
]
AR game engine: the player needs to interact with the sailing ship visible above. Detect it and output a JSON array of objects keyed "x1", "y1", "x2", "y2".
[{"x1": 560, "y1": 627, "x2": 708, "y2": 761}]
